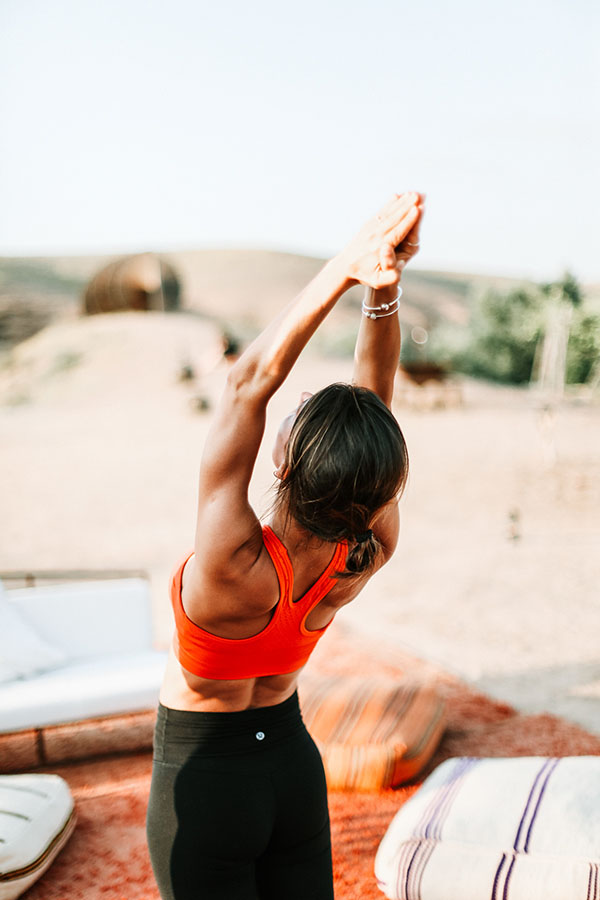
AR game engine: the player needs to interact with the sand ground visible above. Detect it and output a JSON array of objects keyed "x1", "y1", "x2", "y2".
[{"x1": 1, "y1": 311, "x2": 599, "y2": 733}]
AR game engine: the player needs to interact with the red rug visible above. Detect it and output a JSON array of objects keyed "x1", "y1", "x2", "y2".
[{"x1": 25, "y1": 627, "x2": 600, "y2": 900}]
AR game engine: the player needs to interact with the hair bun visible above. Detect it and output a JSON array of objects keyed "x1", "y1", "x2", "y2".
[{"x1": 354, "y1": 529, "x2": 374, "y2": 544}]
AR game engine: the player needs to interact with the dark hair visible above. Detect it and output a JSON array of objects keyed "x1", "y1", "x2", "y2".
[{"x1": 274, "y1": 383, "x2": 409, "y2": 578}]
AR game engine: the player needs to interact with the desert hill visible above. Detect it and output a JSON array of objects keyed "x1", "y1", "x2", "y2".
[{"x1": 0, "y1": 249, "x2": 535, "y2": 355}]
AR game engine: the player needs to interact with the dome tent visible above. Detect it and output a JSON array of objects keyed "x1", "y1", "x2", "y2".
[{"x1": 83, "y1": 253, "x2": 180, "y2": 315}]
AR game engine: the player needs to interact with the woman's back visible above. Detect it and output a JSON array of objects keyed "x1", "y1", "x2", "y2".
[{"x1": 159, "y1": 511, "x2": 390, "y2": 712}]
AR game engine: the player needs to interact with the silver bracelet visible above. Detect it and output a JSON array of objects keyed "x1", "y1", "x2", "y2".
[
  {"x1": 362, "y1": 286, "x2": 402, "y2": 319},
  {"x1": 362, "y1": 306, "x2": 400, "y2": 319},
  {"x1": 362, "y1": 295, "x2": 400, "y2": 311}
]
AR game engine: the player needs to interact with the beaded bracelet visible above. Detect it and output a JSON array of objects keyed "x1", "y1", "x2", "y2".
[{"x1": 362, "y1": 286, "x2": 402, "y2": 319}]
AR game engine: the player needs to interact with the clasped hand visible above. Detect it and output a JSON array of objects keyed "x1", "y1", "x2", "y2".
[{"x1": 338, "y1": 192, "x2": 425, "y2": 289}]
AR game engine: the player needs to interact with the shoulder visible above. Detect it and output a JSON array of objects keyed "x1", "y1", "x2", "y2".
[{"x1": 182, "y1": 530, "x2": 281, "y2": 622}]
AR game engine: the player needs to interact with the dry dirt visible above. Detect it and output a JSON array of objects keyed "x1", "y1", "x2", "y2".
[{"x1": 1, "y1": 310, "x2": 599, "y2": 733}]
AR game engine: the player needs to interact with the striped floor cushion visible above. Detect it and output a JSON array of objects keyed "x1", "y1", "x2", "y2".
[
  {"x1": 375, "y1": 755, "x2": 600, "y2": 900},
  {"x1": 299, "y1": 675, "x2": 446, "y2": 791},
  {"x1": 0, "y1": 774, "x2": 76, "y2": 900}
]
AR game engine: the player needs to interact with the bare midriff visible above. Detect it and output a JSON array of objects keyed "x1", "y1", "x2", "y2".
[{"x1": 159, "y1": 645, "x2": 304, "y2": 712}]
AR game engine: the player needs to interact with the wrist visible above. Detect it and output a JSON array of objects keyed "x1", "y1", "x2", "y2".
[
  {"x1": 328, "y1": 251, "x2": 359, "y2": 290},
  {"x1": 362, "y1": 284, "x2": 402, "y2": 320},
  {"x1": 374, "y1": 282, "x2": 399, "y2": 305}
]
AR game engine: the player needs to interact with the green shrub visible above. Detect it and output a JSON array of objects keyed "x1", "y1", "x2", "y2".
[
  {"x1": 451, "y1": 274, "x2": 600, "y2": 385},
  {"x1": 566, "y1": 312, "x2": 600, "y2": 384}
]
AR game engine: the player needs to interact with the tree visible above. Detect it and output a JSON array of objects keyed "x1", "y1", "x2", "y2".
[
  {"x1": 455, "y1": 285, "x2": 543, "y2": 384},
  {"x1": 453, "y1": 274, "x2": 600, "y2": 386}
]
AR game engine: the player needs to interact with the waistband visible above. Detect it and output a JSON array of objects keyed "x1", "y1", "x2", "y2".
[{"x1": 154, "y1": 691, "x2": 305, "y2": 759}]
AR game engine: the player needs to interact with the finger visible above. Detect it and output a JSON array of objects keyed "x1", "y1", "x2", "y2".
[
  {"x1": 411, "y1": 202, "x2": 425, "y2": 236},
  {"x1": 375, "y1": 192, "x2": 411, "y2": 220},
  {"x1": 402, "y1": 214, "x2": 422, "y2": 248},
  {"x1": 376, "y1": 192, "x2": 418, "y2": 232},
  {"x1": 379, "y1": 242, "x2": 397, "y2": 272},
  {"x1": 400, "y1": 203, "x2": 425, "y2": 253},
  {"x1": 390, "y1": 205, "x2": 420, "y2": 249},
  {"x1": 375, "y1": 266, "x2": 400, "y2": 288},
  {"x1": 388, "y1": 192, "x2": 419, "y2": 228}
]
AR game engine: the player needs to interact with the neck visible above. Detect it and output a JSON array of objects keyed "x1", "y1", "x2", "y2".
[{"x1": 269, "y1": 507, "x2": 330, "y2": 553}]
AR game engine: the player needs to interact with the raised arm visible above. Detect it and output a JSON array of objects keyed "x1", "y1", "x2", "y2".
[
  {"x1": 352, "y1": 199, "x2": 424, "y2": 408},
  {"x1": 193, "y1": 193, "x2": 422, "y2": 573}
]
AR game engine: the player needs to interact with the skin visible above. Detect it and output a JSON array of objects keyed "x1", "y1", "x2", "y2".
[
  {"x1": 272, "y1": 391, "x2": 312, "y2": 477},
  {"x1": 159, "y1": 193, "x2": 425, "y2": 712}
]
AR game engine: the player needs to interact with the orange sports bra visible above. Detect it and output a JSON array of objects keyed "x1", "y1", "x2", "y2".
[{"x1": 170, "y1": 525, "x2": 348, "y2": 680}]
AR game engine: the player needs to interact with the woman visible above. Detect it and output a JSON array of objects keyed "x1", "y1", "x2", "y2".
[{"x1": 147, "y1": 192, "x2": 424, "y2": 900}]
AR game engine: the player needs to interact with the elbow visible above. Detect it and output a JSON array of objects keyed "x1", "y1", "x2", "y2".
[
  {"x1": 226, "y1": 358, "x2": 254, "y2": 394},
  {"x1": 225, "y1": 360, "x2": 274, "y2": 406}
]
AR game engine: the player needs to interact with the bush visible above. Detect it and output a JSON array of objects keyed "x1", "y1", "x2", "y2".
[
  {"x1": 452, "y1": 274, "x2": 600, "y2": 385},
  {"x1": 566, "y1": 312, "x2": 600, "y2": 384}
]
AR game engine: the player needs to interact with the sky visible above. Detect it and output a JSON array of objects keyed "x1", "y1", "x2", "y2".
[{"x1": 0, "y1": 0, "x2": 598, "y2": 281}]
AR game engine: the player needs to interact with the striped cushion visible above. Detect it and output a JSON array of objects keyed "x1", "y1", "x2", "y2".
[
  {"x1": 375, "y1": 756, "x2": 600, "y2": 900},
  {"x1": 0, "y1": 774, "x2": 75, "y2": 900},
  {"x1": 299, "y1": 675, "x2": 446, "y2": 791}
]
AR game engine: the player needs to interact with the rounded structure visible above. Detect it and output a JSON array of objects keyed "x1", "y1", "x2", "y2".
[{"x1": 83, "y1": 253, "x2": 180, "y2": 315}]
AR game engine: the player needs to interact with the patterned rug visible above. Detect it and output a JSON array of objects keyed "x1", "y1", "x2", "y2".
[{"x1": 25, "y1": 626, "x2": 600, "y2": 900}]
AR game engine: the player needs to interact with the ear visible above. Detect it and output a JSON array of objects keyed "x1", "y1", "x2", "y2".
[{"x1": 299, "y1": 391, "x2": 313, "y2": 405}]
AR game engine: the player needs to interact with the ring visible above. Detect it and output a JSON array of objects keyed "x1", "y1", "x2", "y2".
[{"x1": 405, "y1": 241, "x2": 420, "y2": 247}]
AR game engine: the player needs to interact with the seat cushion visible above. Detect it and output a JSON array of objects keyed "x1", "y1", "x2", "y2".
[
  {"x1": 0, "y1": 773, "x2": 75, "y2": 900},
  {"x1": 375, "y1": 755, "x2": 600, "y2": 900},
  {"x1": 299, "y1": 675, "x2": 446, "y2": 791},
  {"x1": 5, "y1": 578, "x2": 153, "y2": 661},
  {"x1": 0, "y1": 650, "x2": 167, "y2": 732},
  {"x1": 0, "y1": 595, "x2": 67, "y2": 685}
]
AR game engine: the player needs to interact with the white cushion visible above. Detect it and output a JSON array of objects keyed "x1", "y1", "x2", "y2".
[
  {"x1": 6, "y1": 578, "x2": 152, "y2": 660},
  {"x1": 0, "y1": 598, "x2": 67, "y2": 685},
  {"x1": 375, "y1": 756, "x2": 600, "y2": 900},
  {"x1": 0, "y1": 650, "x2": 167, "y2": 732},
  {"x1": 0, "y1": 773, "x2": 75, "y2": 900}
]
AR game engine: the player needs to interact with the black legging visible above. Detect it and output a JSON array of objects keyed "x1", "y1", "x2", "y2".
[{"x1": 146, "y1": 692, "x2": 334, "y2": 900}]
